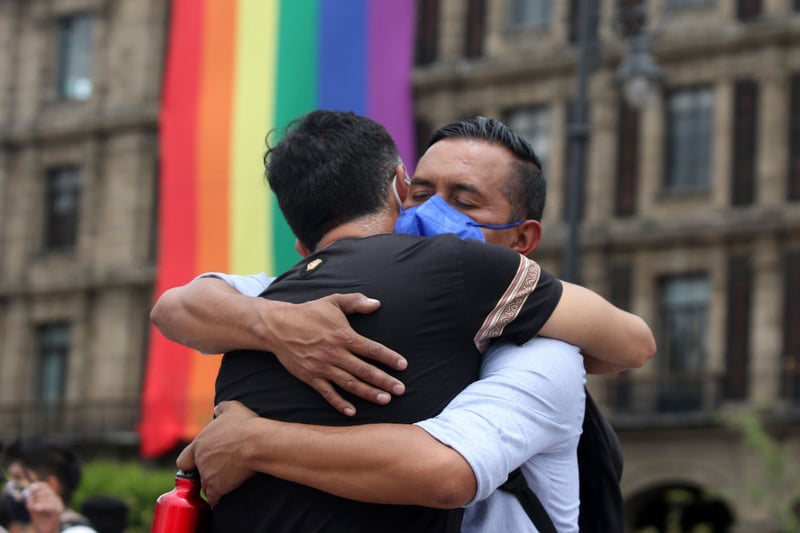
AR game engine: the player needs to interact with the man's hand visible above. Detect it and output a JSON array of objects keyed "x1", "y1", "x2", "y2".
[
  {"x1": 262, "y1": 294, "x2": 408, "y2": 416},
  {"x1": 153, "y1": 276, "x2": 408, "y2": 416},
  {"x1": 177, "y1": 401, "x2": 260, "y2": 507},
  {"x1": 25, "y1": 482, "x2": 65, "y2": 533}
]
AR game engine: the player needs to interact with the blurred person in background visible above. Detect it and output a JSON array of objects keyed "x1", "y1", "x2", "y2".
[{"x1": 1, "y1": 439, "x2": 96, "y2": 533}]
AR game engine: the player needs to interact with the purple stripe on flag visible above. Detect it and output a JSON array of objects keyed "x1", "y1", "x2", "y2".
[{"x1": 367, "y1": 0, "x2": 416, "y2": 172}]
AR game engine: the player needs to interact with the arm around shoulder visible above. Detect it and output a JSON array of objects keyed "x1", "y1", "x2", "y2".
[
  {"x1": 539, "y1": 281, "x2": 656, "y2": 370},
  {"x1": 150, "y1": 276, "x2": 279, "y2": 354},
  {"x1": 183, "y1": 401, "x2": 476, "y2": 508},
  {"x1": 249, "y1": 420, "x2": 477, "y2": 508}
]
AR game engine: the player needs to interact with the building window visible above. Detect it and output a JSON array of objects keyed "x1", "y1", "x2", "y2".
[
  {"x1": 506, "y1": 105, "x2": 551, "y2": 173},
  {"x1": 57, "y1": 14, "x2": 93, "y2": 100},
  {"x1": 725, "y1": 255, "x2": 751, "y2": 400},
  {"x1": 737, "y1": 0, "x2": 761, "y2": 20},
  {"x1": 783, "y1": 251, "x2": 800, "y2": 403},
  {"x1": 657, "y1": 275, "x2": 710, "y2": 411},
  {"x1": 666, "y1": 87, "x2": 714, "y2": 192},
  {"x1": 789, "y1": 74, "x2": 800, "y2": 201},
  {"x1": 415, "y1": 0, "x2": 440, "y2": 66},
  {"x1": 44, "y1": 166, "x2": 82, "y2": 250},
  {"x1": 731, "y1": 80, "x2": 758, "y2": 206},
  {"x1": 508, "y1": 0, "x2": 551, "y2": 29},
  {"x1": 616, "y1": 100, "x2": 640, "y2": 216},
  {"x1": 464, "y1": 0, "x2": 486, "y2": 59},
  {"x1": 35, "y1": 323, "x2": 70, "y2": 404}
]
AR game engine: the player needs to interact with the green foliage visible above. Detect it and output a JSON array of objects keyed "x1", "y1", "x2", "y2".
[
  {"x1": 727, "y1": 410, "x2": 800, "y2": 532},
  {"x1": 735, "y1": 411, "x2": 784, "y2": 484},
  {"x1": 72, "y1": 460, "x2": 176, "y2": 533}
]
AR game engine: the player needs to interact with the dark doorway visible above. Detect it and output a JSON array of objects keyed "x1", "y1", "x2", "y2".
[{"x1": 628, "y1": 483, "x2": 734, "y2": 532}]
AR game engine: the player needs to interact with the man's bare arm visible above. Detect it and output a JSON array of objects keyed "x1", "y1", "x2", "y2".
[
  {"x1": 539, "y1": 280, "x2": 657, "y2": 370},
  {"x1": 582, "y1": 357, "x2": 629, "y2": 374},
  {"x1": 150, "y1": 277, "x2": 408, "y2": 415},
  {"x1": 176, "y1": 401, "x2": 475, "y2": 508}
]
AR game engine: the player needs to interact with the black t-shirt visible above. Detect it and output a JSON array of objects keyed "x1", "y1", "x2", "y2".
[{"x1": 212, "y1": 233, "x2": 562, "y2": 533}]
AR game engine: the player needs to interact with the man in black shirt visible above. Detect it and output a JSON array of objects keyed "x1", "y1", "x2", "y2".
[
  {"x1": 197, "y1": 111, "x2": 653, "y2": 532},
  {"x1": 210, "y1": 110, "x2": 565, "y2": 532}
]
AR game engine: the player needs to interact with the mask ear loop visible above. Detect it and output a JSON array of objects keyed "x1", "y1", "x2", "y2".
[
  {"x1": 392, "y1": 175, "x2": 405, "y2": 213},
  {"x1": 402, "y1": 164, "x2": 411, "y2": 186}
]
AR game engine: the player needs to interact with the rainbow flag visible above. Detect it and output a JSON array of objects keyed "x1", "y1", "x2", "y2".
[{"x1": 139, "y1": 0, "x2": 416, "y2": 458}]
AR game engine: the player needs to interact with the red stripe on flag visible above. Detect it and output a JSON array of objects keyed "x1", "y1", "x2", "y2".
[{"x1": 139, "y1": 0, "x2": 204, "y2": 458}]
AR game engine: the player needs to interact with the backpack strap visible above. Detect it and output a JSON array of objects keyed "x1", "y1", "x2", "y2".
[{"x1": 498, "y1": 467, "x2": 557, "y2": 533}]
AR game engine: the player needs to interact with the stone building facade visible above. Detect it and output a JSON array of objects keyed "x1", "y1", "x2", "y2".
[
  {"x1": 411, "y1": 0, "x2": 800, "y2": 529},
  {"x1": 1, "y1": 0, "x2": 799, "y2": 530},
  {"x1": 0, "y1": 0, "x2": 166, "y2": 448}
]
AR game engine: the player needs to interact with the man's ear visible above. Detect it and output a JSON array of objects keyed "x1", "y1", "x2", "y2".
[
  {"x1": 395, "y1": 163, "x2": 409, "y2": 202},
  {"x1": 295, "y1": 239, "x2": 312, "y2": 258},
  {"x1": 512, "y1": 220, "x2": 543, "y2": 257},
  {"x1": 44, "y1": 474, "x2": 61, "y2": 497}
]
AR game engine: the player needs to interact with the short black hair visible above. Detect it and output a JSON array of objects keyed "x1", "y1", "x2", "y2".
[
  {"x1": 4, "y1": 438, "x2": 82, "y2": 506},
  {"x1": 428, "y1": 116, "x2": 546, "y2": 221},
  {"x1": 264, "y1": 110, "x2": 400, "y2": 250}
]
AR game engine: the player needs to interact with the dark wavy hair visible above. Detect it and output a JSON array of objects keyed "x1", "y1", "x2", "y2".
[
  {"x1": 4, "y1": 438, "x2": 83, "y2": 506},
  {"x1": 264, "y1": 110, "x2": 401, "y2": 250}
]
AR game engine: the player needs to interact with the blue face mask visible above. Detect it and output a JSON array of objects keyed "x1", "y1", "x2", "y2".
[{"x1": 394, "y1": 194, "x2": 523, "y2": 242}]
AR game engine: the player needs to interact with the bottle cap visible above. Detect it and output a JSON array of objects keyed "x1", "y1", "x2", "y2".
[{"x1": 176, "y1": 469, "x2": 201, "y2": 482}]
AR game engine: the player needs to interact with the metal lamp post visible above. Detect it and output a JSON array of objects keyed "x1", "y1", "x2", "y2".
[
  {"x1": 563, "y1": 0, "x2": 663, "y2": 283},
  {"x1": 617, "y1": 29, "x2": 664, "y2": 109}
]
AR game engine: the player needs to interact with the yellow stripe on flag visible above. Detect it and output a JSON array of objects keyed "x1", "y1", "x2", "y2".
[{"x1": 230, "y1": 0, "x2": 277, "y2": 275}]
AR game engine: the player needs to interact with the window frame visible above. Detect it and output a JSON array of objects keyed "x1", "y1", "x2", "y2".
[
  {"x1": 44, "y1": 165, "x2": 82, "y2": 251},
  {"x1": 505, "y1": 104, "x2": 552, "y2": 175},
  {"x1": 507, "y1": 0, "x2": 552, "y2": 30},
  {"x1": 35, "y1": 322, "x2": 71, "y2": 404},
  {"x1": 665, "y1": 86, "x2": 715, "y2": 193},
  {"x1": 656, "y1": 274, "x2": 711, "y2": 412},
  {"x1": 56, "y1": 12, "x2": 94, "y2": 101}
]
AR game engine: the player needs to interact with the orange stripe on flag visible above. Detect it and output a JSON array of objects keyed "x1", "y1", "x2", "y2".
[
  {"x1": 197, "y1": 0, "x2": 235, "y2": 273},
  {"x1": 184, "y1": 0, "x2": 238, "y2": 438}
]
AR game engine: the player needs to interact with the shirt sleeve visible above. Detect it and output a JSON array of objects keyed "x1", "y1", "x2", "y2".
[
  {"x1": 456, "y1": 238, "x2": 562, "y2": 351},
  {"x1": 415, "y1": 337, "x2": 586, "y2": 505},
  {"x1": 194, "y1": 272, "x2": 275, "y2": 297}
]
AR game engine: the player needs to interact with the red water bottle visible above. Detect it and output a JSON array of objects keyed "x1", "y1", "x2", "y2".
[{"x1": 151, "y1": 469, "x2": 210, "y2": 533}]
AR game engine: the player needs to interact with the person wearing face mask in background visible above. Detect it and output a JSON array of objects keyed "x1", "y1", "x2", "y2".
[{"x1": 1, "y1": 439, "x2": 96, "y2": 533}]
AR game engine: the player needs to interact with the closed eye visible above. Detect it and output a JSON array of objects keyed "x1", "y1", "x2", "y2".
[
  {"x1": 453, "y1": 197, "x2": 478, "y2": 210},
  {"x1": 408, "y1": 190, "x2": 434, "y2": 204}
]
